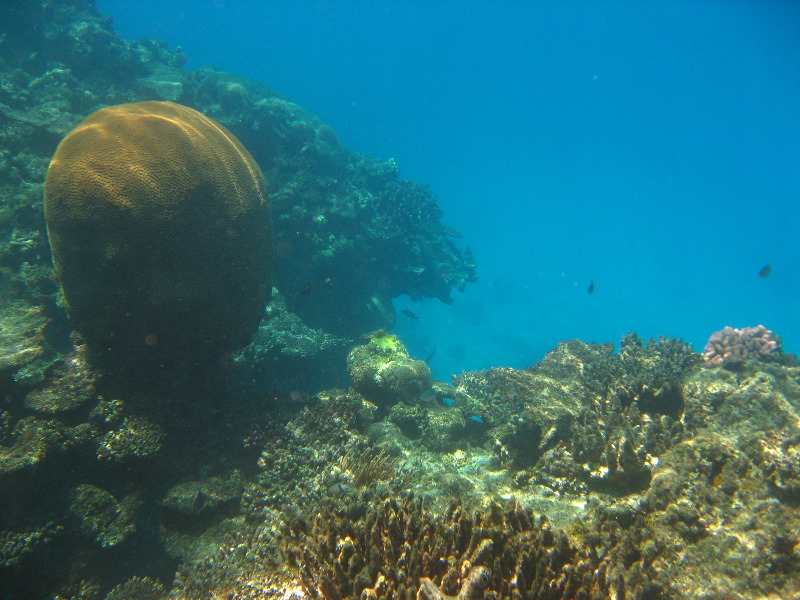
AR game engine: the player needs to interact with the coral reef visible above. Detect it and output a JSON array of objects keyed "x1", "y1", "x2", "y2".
[
  {"x1": 157, "y1": 335, "x2": 800, "y2": 600},
  {"x1": 0, "y1": 325, "x2": 795, "y2": 599},
  {"x1": 1, "y1": 2, "x2": 799, "y2": 600},
  {"x1": 703, "y1": 324, "x2": 781, "y2": 367},
  {"x1": 44, "y1": 100, "x2": 272, "y2": 370}
]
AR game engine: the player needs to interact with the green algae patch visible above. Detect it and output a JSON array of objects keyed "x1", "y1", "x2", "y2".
[{"x1": 367, "y1": 329, "x2": 403, "y2": 353}]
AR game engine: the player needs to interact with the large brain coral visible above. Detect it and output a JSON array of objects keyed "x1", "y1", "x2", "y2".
[{"x1": 44, "y1": 101, "x2": 272, "y2": 368}]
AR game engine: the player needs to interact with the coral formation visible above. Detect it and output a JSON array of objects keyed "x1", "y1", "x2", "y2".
[
  {"x1": 68, "y1": 483, "x2": 138, "y2": 548},
  {"x1": 348, "y1": 331, "x2": 432, "y2": 408},
  {"x1": 703, "y1": 324, "x2": 781, "y2": 367},
  {"x1": 44, "y1": 100, "x2": 272, "y2": 370},
  {"x1": 1, "y1": 0, "x2": 477, "y2": 390},
  {"x1": 96, "y1": 415, "x2": 164, "y2": 461}
]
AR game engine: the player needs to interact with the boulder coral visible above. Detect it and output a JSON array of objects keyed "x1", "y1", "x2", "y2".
[
  {"x1": 44, "y1": 101, "x2": 273, "y2": 368},
  {"x1": 347, "y1": 331, "x2": 432, "y2": 408}
]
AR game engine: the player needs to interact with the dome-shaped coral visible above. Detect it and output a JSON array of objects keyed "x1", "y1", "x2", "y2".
[{"x1": 44, "y1": 101, "x2": 272, "y2": 369}]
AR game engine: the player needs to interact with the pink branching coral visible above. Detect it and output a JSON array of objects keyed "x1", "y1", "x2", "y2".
[{"x1": 704, "y1": 325, "x2": 780, "y2": 367}]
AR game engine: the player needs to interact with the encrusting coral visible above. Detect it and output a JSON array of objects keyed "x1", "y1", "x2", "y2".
[{"x1": 44, "y1": 100, "x2": 273, "y2": 370}]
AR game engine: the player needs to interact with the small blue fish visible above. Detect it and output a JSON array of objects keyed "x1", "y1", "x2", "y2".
[
  {"x1": 757, "y1": 264, "x2": 772, "y2": 278},
  {"x1": 587, "y1": 280, "x2": 595, "y2": 294}
]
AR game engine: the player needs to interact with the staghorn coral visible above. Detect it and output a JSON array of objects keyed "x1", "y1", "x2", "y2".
[
  {"x1": 168, "y1": 495, "x2": 672, "y2": 600},
  {"x1": 338, "y1": 447, "x2": 403, "y2": 489},
  {"x1": 44, "y1": 100, "x2": 273, "y2": 371},
  {"x1": 703, "y1": 324, "x2": 780, "y2": 367}
]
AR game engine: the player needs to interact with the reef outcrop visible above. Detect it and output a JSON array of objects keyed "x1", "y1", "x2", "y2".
[{"x1": 0, "y1": 0, "x2": 476, "y2": 391}]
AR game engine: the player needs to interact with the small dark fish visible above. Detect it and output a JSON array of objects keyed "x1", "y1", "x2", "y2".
[
  {"x1": 757, "y1": 264, "x2": 772, "y2": 279},
  {"x1": 424, "y1": 348, "x2": 437, "y2": 363},
  {"x1": 401, "y1": 309, "x2": 420, "y2": 321},
  {"x1": 587, "y1": 280, "x2": 595, "y2": 294},
  {"x1": 298, "y1": 282, "x2": 314, "y2": 296}
]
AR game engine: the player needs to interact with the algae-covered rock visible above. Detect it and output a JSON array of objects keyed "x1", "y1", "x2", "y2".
[
  {"x1": 68, "y1": 484, "x2": 137, "y2": 548},
  {"x1": 235, "y1": 290, "x2": 353, "y2": 391},
  {"x1": 347, "y1": 331, "x2": 432, "y2": 408},
  {"x1": 0, "y1": 302, "x2": 48, "y2": 379},
  {"x1": 682, "y1": 362, "x2": 800, "y2": 437},
  {"x1": 160, "y1": 471, "x2": 246, "y2": 516},
  {"x1": 23, "y1": 349, "x2": 95, "y2": 414},
  {"x1": 106, "y1": 577, "x2": 166, "y2": 600}
]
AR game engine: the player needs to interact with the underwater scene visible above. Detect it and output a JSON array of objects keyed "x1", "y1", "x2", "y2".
[{"x1": 1, "y1": 1, "x2": 799, "y2": 599}]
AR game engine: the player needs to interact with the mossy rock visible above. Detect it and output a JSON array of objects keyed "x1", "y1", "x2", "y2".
[{"x1": 348, "y1": 331, "x2": 432, "y2": 407}]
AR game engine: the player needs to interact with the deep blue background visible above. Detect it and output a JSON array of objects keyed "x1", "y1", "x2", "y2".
[{"x1": 97, "y1": 0, "x2": 800, "y2": 379}]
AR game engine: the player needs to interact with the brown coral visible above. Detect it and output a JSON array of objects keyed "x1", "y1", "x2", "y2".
[
  {"x1": 703, "y1": 325, "x2": 780, "y2": 367},
  {"x1": 44, "y1": 101, "x2": 273, "y2": 368},
  {"x1": 169, "y1": 495, "x2": 671, "y2": 600}
]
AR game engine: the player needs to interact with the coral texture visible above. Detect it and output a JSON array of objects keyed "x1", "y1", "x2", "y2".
[
  {"x1": 44, "y1": 100, "x2": 272, "y2": 367},
  {"x1": 703, "y1": 325, "x2": 780, "y2": 367}
]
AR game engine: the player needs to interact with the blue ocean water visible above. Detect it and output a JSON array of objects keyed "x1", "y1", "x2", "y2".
[{"x1": 97, "y1": 0, "x2": 800, "y2": 380}]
